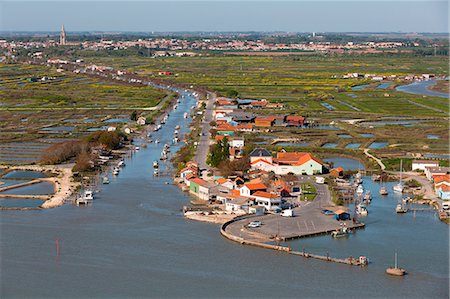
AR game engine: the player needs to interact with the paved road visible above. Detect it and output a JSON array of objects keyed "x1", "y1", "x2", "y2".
[
  {"x1": 194, "y1": 92, "x2": 215, "y2": 171},
  {"x1": 225, "y1": 178, "x2": 361, "y2": 242}
]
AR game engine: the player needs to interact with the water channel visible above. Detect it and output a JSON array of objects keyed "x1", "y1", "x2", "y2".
[{"x1": 1, "y1": 89, "x2": 448, "y2": 298}]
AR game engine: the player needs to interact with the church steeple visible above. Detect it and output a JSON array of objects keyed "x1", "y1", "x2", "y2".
[{"x1": 60, "y1": 24, "x2": 66, "y2": 45}]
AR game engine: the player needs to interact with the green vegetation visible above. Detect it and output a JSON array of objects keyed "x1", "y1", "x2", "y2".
[
  {"x1": 300, "y1": 182, "x2": 317, "y2": 201},
  {"x1": 0, "y1": 64, "x2": 167, "y2": 109},
  {"x1": 207, "y1": 137, "x2": 230, "y2": 167}
]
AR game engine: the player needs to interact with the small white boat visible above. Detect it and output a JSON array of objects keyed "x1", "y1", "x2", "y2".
[
  {"x1": 184, "y1": 112, "x2": 188, "y2": 119},
  {"x1": 331, "y1": 226, "x2": 350, "y2": 238},
  {"x1": 356, "y1": 204, "x2": 368, "y2": 216},
  {"x1": 175, "y1": 125, "x2": 180, "y2": 130},
  {"x1": 356, "y1": 184, "x2": 364, "y2": 195},
  {"x1": 153, "y1": 169, "x2": 159, "y2": 176},
  {"x1": 153, "y1": 161, "x2": 159, "y2": 168},
  {"x1": 103, "y1": 177, "x2": 110, "y2": 184},
  {"x1": 118, "y1": 160, "x2": 125, "y2": 167},
  {"x1": 135, "y1": 146, "x2": 140, "y2": 151},
  {"x1": 76, "y1": 190, "x2": 94, "y2": 206},
  {"x1": 394, "y1": 160, "x2": 404, "y2": 193},
  {"x1": 363, "y1": 191, "x2": 372, "y2": 202},
  {"x1": 379, "y1": 186, "x2": 388, "y2": 196},
  {"x1": 155, "y1": 139, "x2": 159, "y2": 144},
  {"x1": 393, "y1": 183, "x2": 404, "y2": 193},
  {"x1": 396, "y1": 203, "x2": 408, "y2": 213}
]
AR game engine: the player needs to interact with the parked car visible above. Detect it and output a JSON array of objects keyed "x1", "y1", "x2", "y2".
[
  {"x1": 322, "y1": 209, "x2": 335, "y2": 215},
  {"x1": 248, "y1": 221, "x2": 262, "y2": 228}
]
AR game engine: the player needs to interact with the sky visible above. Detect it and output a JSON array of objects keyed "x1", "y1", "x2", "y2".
[{"x1": 0, "y1": 1, "x2": 448, "y2": 33}]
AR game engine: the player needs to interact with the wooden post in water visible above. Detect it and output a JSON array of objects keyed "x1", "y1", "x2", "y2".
[{"x1": 55, "y1": 239, "x2": 60, "y2": 257}]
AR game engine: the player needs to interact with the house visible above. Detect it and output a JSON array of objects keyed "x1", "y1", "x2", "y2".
[
  {"x1": 235, "y1": 124, "x2": 253, "y2": 132},
  {"x1": 230, "y1": 138, "x2": 244, "y2": 148},
  {"x1": 412, "y1": 160, "x2": 439, "y2": 171},
  {"x1": 230, "y1": 112, "x2": 255, "y2": 123},
  {"x1": 436, "y1": 185, "x2": 450, "y2": 200},
  {"x1": 224, "y1": 197, "x2": 252, "y2": 213},
  {"x1": 255, "y1": 117, "x2": 275, "y2": 127},
  {"x1": 286, "y1": 116, "x2": 305, "y2": 127},
  {"x1": 189, "y1": 178, "x2": 217, "y2": 201},
  {"x1": 215, "y1": 177, "x2": 235, "y2": 190},
  {"x1": 330, "y1": 167, "x2": 344, "y2": 178},
  {"x1": 137, "y1": 116, "x2": 146, "y2": 125},
  {"x1": 240, "y1": 183, "x2": 267, "y2": 197},
  {"x1": 425, "y1": 167, "x2": 450, "y2": 181},
  {"x1": 252, "y1": 191, "x2": 282, "y2": 211},
  {"x1": 273, "y1": 152, "x2": 324, "y2": 175},
  {"x1": 249, "y1": 148, "x2": 273, "y2": 164}
]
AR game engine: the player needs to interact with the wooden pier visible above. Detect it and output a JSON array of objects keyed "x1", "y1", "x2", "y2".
[{"x1": 221, "y1": 216, "x2": 368, "y2": 267}]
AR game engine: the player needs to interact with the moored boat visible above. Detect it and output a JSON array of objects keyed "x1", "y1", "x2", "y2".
[
  {"x1": 379, "y1": 186, "x2": 388, "y2": 195},
  {"x1": 103, "y1": 177, "x2": 110, "y2": 184},
  {"x1": 331, "y1": 226, "x2": 350, "y2": 238},
  {"x1": 395, "y1": 203, "x2": 408, "y2": 213},
  {"x1": 386, "y1": 253, "x2": 406, "y2": 276}
]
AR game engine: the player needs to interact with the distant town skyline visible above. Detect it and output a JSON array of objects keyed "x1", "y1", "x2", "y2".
[{"x1": 0, "y1": 1, "x2": 448, "y2": 33}]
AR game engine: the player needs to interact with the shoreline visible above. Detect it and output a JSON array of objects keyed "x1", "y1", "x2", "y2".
[{"x1": 0, "y1": 164, "x2": 80, "y2": 210}]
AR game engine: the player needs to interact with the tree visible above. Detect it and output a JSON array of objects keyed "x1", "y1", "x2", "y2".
[{"x1": 130, "y1": 110, "x2": 137, "y2": 121}]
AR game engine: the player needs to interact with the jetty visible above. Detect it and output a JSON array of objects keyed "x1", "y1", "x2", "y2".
[{"x1": 221, "y1": 215, "x2": 368, "y2": 267}]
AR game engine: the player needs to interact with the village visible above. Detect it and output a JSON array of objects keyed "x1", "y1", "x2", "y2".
[{"x1": 176, "y1": 94, "x2": 450, "y2": 232}]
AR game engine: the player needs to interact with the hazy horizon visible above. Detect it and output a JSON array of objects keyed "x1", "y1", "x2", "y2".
[{"x1": 0, "y1": 1, "x2": 448, "y2": 33}]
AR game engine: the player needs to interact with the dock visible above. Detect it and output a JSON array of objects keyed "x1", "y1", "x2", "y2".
[{"x1": 221, "y1": 215, "x2": 368, "y2": 267}]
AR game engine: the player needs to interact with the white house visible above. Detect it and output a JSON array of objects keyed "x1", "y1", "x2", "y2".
[
  {"x1": 249, "y1": 148, "x2": 273, "y2": 164},
  {"x1": 252, "y1": 191, "x2": 282, "y2": 211},
  {"x1": 412, "y1": 160, "x2": 439, "y2": 171},
  {"x1": 224, "y1": 197, "x2": 252, "y2": 213},
  {"x1": 250, "y1": 150, "x2": 324, "y2": 176},
  {"x1": 230, "y1": 138, "x2": 245, "y2": 148},
  {"x1": 425, "y1": 167, "x2": 450, "y2": 181},
  {"x1": 239, "y1": 183, "x2": 267, "y2": 197}
]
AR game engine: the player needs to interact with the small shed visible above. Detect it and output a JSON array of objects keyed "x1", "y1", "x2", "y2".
[{"x1": 334, "y1": 209, "x2": 351, "y2": 221}]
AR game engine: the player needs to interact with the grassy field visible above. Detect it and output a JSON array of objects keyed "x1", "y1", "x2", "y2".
[
  {"x1": 0, "y1": 63, "x2": 169, "y2": 164},
  {"x1": 0, "y1": 64, "x2": 167, "y2": 109},
  {"x1": 1, "y1": 53, "x2": 448, "y2": 166}
]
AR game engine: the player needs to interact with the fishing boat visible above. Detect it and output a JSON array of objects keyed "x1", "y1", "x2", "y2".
[
  {"x1": 102, "y1": 177, "x2": 110, "y2": 184},
  {"x1": 386, "y1": 253, "x2": 406, "y2": 276},
  {"x1": 396, "y1": 203, "x2": 408, "y2": 213},
  {"x1": 393, "y1": 160, "x2": 404, "y2": 193},
  {"x1": 356, "y1": 184, "x2": 364, "y2": 195},
  {"x1": 363, "y1": 190, "x2": 372, "y2": 202},
  {"x1": 331, "y1": 226, "x2": 350, "y2": 238},
  {"x1": 76, "y1": 190, "x2": 94, "y2": 206},
  {"x1": 379, "y1": 186, "x2": 388, "y2": 196},
  {"x1": 356, "y1": 203, "x2": 368, "y2": 216},
  {"x1": 153, "y1": 160, "x2": 159, "y2": 168}
]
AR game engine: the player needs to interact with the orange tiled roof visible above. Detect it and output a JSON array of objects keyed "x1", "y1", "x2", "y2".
[
  {"x1": 216, "y1": 178, "x2": 228, "y2": 184},
  {"x1": 433, "y1": 174, "x2": 450, "y2": 183},
  {"x1": 244, "y1": 183, "x2": 267, "y2": 190},
  {"x1": 250, "y1": 158, "x2": 272, "y2": 165},
  {"x1": 252, "y1": 191, "x2": 279, "y2": 198},
  {"x1": 437, "y1": 185, "x2": 450, "y2": 191},
  {"x1": 276, "y1": 152, "x2": 322, "y2": 166},
  {"x1": 189, "y1": 177, "x2": 208, "y2": 186}
]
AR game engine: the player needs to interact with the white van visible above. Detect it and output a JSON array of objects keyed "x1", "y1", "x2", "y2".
[
  {"x1": 442, "y1": 202, "x2": 450, "y2": 210},
  {"x1": 280, "y1": 209, "x2": 294, "y2": 217}
]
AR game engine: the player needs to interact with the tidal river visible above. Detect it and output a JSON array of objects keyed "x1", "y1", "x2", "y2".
[{"x1": 1, "y1": 90, "x2": 448, "y2": 298}]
